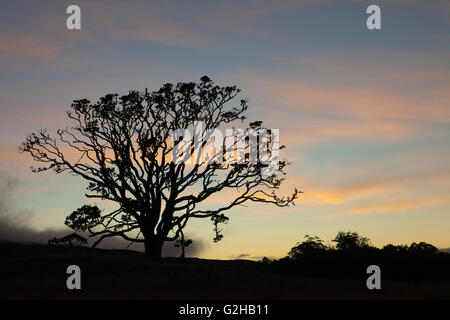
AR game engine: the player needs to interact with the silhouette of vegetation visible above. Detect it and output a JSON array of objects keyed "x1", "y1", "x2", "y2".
[
  {"x1": 332, "y1": 231, "x2": 371, "y2": 250},
  {"x1": 3, "y1": 240, "x2": 449, "y2": 299},
  {"x1": 20, "y1": 76, "x2": 298, "y2": 259},
  {"x1": 65, "y1": 205, "x2": 102, "y2": 232},
  {"x1": 407, "y1": 241, "x2": 438, "y2": 255},
  {"x1": 173, "y1": 221, "x2": 193, "y2": 258},
  {"x1": 174, "y1": 238, "x2": 192, "y2": 258},
  {"x1": 288, "y1": 235, "x2": 327, "y2": 259},
  {"x1": 270, "y1": 231, "x2": 450, "y2": 283},
  {"x1": 48, "y1": 233, "x2": 88, "y2": 248}
]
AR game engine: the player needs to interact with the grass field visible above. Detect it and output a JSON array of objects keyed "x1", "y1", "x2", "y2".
[{"x1": 1, "y1": 242, "x2": 449, "y2": 300}]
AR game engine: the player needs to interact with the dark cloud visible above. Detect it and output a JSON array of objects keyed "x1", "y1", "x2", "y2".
[
  {"x1": 0, "y1": 172, "x2": 68, "y2": 244},
  {"x1": 233, "y1": 253, "x2": 270, "y2": 261},
  {"x1": 0, "y1": 172, "x2": 205, "y2": 257}
]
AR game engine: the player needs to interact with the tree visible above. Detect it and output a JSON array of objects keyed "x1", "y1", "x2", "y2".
[
  {"x1": 48, "y1": 233, "x2": 88, "y2": 248},
  {"x1": 332, "y1": 231, "x2": 371, "y2": 250},
  {"x1": 288, "y1": 235, "x2": 327, "y2": 259},
  {"x1": 408, "y1": 242, "x2": 437, "y2": 255},
  {"x1": 381, "y1": 244, "x2": 408, "y2": 255},
  {"x1": 20, "y1": 76, "x2": 298, "y2": 259}
]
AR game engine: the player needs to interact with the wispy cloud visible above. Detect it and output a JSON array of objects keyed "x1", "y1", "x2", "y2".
[
  {"x1": 349, "y1": 195, "x2": 444, "y2": 215},
  {"x1": 83, "y1": 1, "x2": 210, "y2": 47}
]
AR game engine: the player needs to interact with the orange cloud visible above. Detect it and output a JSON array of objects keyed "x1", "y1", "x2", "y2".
[
  {"x1": 279, "y1": 116, "x2": 412, "y2": 147},
  {"x1": 83, "y1": 1, "x2": 209, "y2": 47},
  {"x1": 228, "y1": 49, "x2": 450, "y2": 147},
  {"x1": 242, "y1": 73, "x2": 449, "y2": 123},
  {"x1": 349, "y1": 196, "x2": 444, "y2": 215},
  {"x1": 0, "y1": 34, "x2": 60, "y2": 63},
  {"x1": 0, "y1": 146, "x2": 31, "y2": 166},
  {"x1": 303, "y1": 181, "x2": 387, "y2": 205},
  {"x1": 298, "y1": 167, "x2": 450, "y2": 208}
]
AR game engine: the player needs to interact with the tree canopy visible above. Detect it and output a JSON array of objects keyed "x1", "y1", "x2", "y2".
[{"x1": 20, "y1": 76, "x2": 298, "y2": 259}]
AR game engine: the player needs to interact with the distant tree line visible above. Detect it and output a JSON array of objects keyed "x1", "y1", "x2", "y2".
[
  {"x1": 287, "y1": 232, "x2": 438, "y2": 258},
  {"x1": 48, "y1": 233, "x2": 87, "y2": 248},
  {"x1": 262, "y1": 231, "x2": 450, "y2": 283}
]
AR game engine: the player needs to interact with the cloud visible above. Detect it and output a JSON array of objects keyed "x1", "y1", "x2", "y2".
[
  {"x1": 240, "y1": 71, "x2": 449, "y2": 122},
  {"x1": 310, "y1": 193, "x2": 448, "y2": 220},
  {"x1": 317, "y1": 168, "x2": 450, "y2": 202},
  {"x1": 232, "y1": 253, "x2": 266, "y2": 261},
  {"x1": 299, "y1": 166, "x2": 450, "y2": 220},
  {"x1": 302, "y1": 170, "x2": 450, "y2": 206},
  {"x1": 304, "y1": 182, "x2": 385, "y2": 205},
  {"x1": 0, "y1": 30, "x2": 94, "y2": 73},
  {"x1": 83, "y1": 1, "x2": 209, "y2": 47},
  {"x1": 0, "y1": 0, "x2": 208, "y2": 73},
  {"x1": 0, "y1": 34, "x2": 61, "y2": 68},
  {"x1": 0, "y1": 172, "x2": 69, "y2": 244},
  {"x1": 349, "y1": 196, "x2": 443, "y2": 216},
  {"x1": 226, "y1": 48, "x2": 450, "y2": 147}
]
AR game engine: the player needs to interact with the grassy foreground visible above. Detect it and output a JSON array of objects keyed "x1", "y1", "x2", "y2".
[{"x1": 1, "y1": 242, "x2": 449, "y2": 300}]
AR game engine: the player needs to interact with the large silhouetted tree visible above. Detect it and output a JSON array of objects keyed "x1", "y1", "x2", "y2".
[{"x1": 20, "y1": 76, "x2": 298, "y2": 259}]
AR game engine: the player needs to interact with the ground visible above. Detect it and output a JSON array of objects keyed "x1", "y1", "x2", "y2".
[{"x1": 1, "y1": 242, "x2": 449, "y2": 300}]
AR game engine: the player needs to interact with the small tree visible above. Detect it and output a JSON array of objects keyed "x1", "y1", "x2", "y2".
[
  {"x1": 48, "y1": 233, "x2": 88, "y2": 248},
  {"x1": 21, "y1": 77, "x2": 299, "y2": 259}
]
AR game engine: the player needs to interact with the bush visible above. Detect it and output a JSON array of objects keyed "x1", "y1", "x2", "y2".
[{"x1": 48, "y1": 233, "x2": 88, "y2": 248}]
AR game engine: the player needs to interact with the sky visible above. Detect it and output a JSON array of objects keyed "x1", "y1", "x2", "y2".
[{"x1": 0, "y1": 0, "x2": 449, "y2": 260}]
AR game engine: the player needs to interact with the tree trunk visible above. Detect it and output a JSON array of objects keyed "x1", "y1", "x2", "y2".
[{"x1": 144, "y1": 236, "x2": 163, "y2": 260}]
